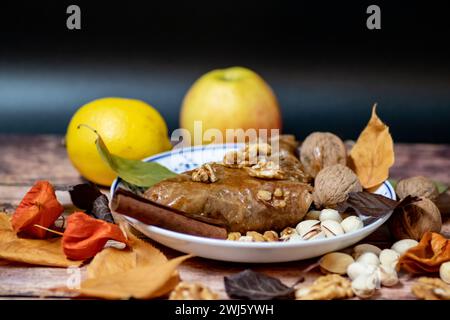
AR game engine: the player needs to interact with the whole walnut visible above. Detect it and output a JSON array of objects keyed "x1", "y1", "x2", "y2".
[
  {"x1": 396, "y1": 176, "x2": 439, "y2": 201},
  {"x1": 300, "y1": 132, "x2": 347, "y2": 178},
  {"x1": 389, "y1": 197, "x2": 442, "y2": 241},
  {"x1": 313, "y1": 164, "x2": 362, "y2": 209}
]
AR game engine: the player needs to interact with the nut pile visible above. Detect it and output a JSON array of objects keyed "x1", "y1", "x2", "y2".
[{"x1": 227, "y1": 208, "x2": 364, "y2": 242}]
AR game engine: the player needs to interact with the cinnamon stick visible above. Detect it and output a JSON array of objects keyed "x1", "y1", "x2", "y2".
[{"x1": 111, "y1": 188, "x2": 227, "y2": 239}]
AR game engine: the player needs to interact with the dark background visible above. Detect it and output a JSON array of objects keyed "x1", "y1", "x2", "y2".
[{"x1": 0, "y1": 1, "x2": 449, "y2": 142}]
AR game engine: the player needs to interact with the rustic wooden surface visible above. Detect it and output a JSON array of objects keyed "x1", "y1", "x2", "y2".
[{"x1": 0, "y1": 134, "x2": 449, "y2": 300}]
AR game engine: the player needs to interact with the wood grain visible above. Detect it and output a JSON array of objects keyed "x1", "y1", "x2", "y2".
[{"x1": 0, "y1": 135, "x2": 449, "y2": 300}]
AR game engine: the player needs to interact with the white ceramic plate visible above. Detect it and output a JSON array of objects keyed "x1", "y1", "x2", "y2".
[{"x1": 111, "y1": 143, "x2": 396, "y2": 263}]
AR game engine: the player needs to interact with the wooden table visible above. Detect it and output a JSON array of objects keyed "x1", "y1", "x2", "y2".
[{"x1": 1, "y1": 135, "x2": 449, "y2": 299}]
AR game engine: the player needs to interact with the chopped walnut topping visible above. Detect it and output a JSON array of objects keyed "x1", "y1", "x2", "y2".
[
  {"x1": 246, "y1": 160, "x2": 285, "y2": 179},
  {"x1": 273, "y1": 199, "x2": 287, "y2": 208},
  {"x1": 169, "y1": 282, "x2": 218, "y2": 300},
  {"x1": 222, "y1": 142, "x2": 273, "y2": 168},
  {"x1": 223, "y1": 150, "x2": 246, "y2": 168},
  {"x1": 246, "y1": 231, "x2": 266, "y2": 242},
  {"x1": 412, "y1": 277, "x2": 450, "y2": 300},
  {"x1": 295, "y1": 274, "x2": 353, "y2": 300},
  {"x1": 273, "y1": 188, "x2": 283, "y2": 197},
  {"x1": 191, "y1": 163, "x2": 218, "y2": 183},
  {"x1": 257, "y1": 190, "x2": 272, "y2": 201},
  {"x1": 263, "y1": 230, "x2": 279, "y2": 242},
  {"x1": 227, "y1": 232, "x2": 241, "y2": 241}
]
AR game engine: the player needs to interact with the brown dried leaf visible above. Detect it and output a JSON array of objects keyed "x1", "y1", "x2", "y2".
[
  {"x1": 87, "y1": 232, "x2": 167, "y2": 278},
  {"x1": 349, "y1": 104, "x2": 395, "y2": 189},
  {"x1": 0, "y1": 212, "x2": 82, "y2": 267},
  {"x1": 78, "y1": 255, "x2": 192, "y2": 299},
  {"x1": 398, "y1": 232, "x2": 450, "y2": 274}
]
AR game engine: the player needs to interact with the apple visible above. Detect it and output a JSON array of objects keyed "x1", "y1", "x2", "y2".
[{"x1": 180, "y1": 66, "x2": 282, "y2": 145}]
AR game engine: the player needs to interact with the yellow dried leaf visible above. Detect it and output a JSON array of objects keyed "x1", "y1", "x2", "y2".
[
  {"x1": 87, "y1": 232, "x2": 167, "y2": 278},
  {"x1": 79, "y1": 255, "x2": 192, "y2": 299},
  {"x1": 0, "y1": 212, "x2": 82, "y2": 267},
  {"x1": 349, "y1": 104, "x2": 395, "y2": 189}
]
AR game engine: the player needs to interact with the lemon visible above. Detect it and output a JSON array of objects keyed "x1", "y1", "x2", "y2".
[{"x1": 66, "y1": 97, "x2": 172, "y2": 186}]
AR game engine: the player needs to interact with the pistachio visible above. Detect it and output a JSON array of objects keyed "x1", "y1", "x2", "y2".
[
  {"x1": 257, "y1": 190, "x2": 272, "y2": 201},
  {"x1": 379, "y1": 249, "x2": 400, "y2": 269},
  {"x1": 321, "y1": 220, "x2": 344, "y2": 237},
  {"x1": 440, "y1": 262, "x2": 450, "y2": 284},
  {"x1": 340, "y1": 216, "x2": 363, "y2": 233},
  {"x1": 263, "y1": 230, "x2": 279, "y2": 242},
  {"x1": 296, "y1": 220, "x2": 320, "y2": 238},
  {"x1": 287, "y1": 234, "x2": 305, "y2": 242},
  {"x1": 305, "y1": 210, "x2": 321, "y2": 220},
  {"x1": 308, "y1": 231, "x2": 326, "y2": 240},
  {"x1": 246, "y1": 231, "x2": 266, "y2": 242},
  {"x1": 320, "y1": 252, "x2": 355, "y2": 275},
  {"x1": 377, "y1": 265, "x2": 399, "y2": 287},
  {"x1": 227, "y1": 232, "x2": 241, "y2": 241},
  {"x1": 353, "y1": 244, "x2": 382, "y2": 259},
  {"x1": 347, "y1": 262, "x2": 377, "y2": 281},
  {"x1": 351, "y1": 273, "x2": 378, "y2": 298},
  {"x1": 356, "y1": 252, "x2": 380, "y2": 267},
  {"x1": 319, "y1": 209, "x2": 342, "y2": 223},
  {"x1": 391, "y1": 239, "x2": 419, "y2": 255}
]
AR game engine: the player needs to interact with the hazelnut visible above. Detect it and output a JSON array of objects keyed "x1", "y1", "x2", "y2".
[
  {"x1": 313, "y1": 164, "x2": 362, "y2": 209},
  {"x1": 389, "y1": 197, "x2": 442, "y2": 241},
  {"x1": 299, "y1": 132, "x2": 347, "y2": 178},
  {"x1": 395, "y1": 176, "x2": 439, "y2": 201}
]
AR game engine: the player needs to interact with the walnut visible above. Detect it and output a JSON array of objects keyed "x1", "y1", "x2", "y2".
[
  {"x1": 223, "y1": 150, "x2": 246, "y2": 168},
  {"x1": 222, "y1": 142, "x2": 272, "y2": 168},
  {"x1": 295, "y1": 274, "x2": 353, "y2": 300},
  {"x1": 280, "y1": 227, "x2": 297, "y2": 240},
  {"x1": 263, "y1": 230, "x2": 279, "y2": 241},
  {"x1": 395, "y1": 176, "x2": 439, "y2": 201},
  {"x1": 389, "y1": 197, "x2": 442, "y2": 241},
  {"x1": 169, "y1": 282, "x2": 218, "y2": 300},
  {"x1": 246, "y1": 160, "x2": 285, "y2": 179},
  {"x1": 411, "y1": 277, "x2": 450, "y2": 300},
  {"x1": 300, "y1": 132, "x2": 347, "y2": 178},
  {"x1": 227, "y1": 232, "x2": 241, "y2": 241},
  {"x1": 246, "y1": 231, "x2": 266, "y2": 242},
  {"x1": 191, "y1": 163, "x2": 218, "y2": 183},
  {"x1": 313, "y1": 164, "x2": 362, "y2": 209}
]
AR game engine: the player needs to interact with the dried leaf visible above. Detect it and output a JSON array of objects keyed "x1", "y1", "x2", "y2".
[
  {"x1": 224, "y1": 269, "x2": 295, "y2": 300},
  {"x1": 11, "y1": 180, "x2": 64, "y2": 238},
  {"x1": 62, "y1": 212, "x2": 128, "y2": 260},
  {"x1": 336, "y1": 191, "x2": 419, "y2": 218},
  {"x1": 79, "y1": 124, "x2": 177, "y2": 187},
  {"x1": 78, "y1": 255, "x2": 191, "y2": 299},
  {"x1": 69, "y1": 183, "x2": 114, "y2": 223},
  {"x1": 349, "y1": 104, "x2": 395, "y2": 189},
  {"x1": 398, "y1": 232, "x2": 450, "y2": 274},
  {"x1": 0, "y1": 212, "x2": 82, "y2": 267},
  {"x1": 87, "y1": 232, "x2": 167, "y2": 278}
]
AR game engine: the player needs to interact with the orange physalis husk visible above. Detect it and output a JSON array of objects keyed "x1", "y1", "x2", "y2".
[
  {"x1": 397, "y1": 232, "x2": 450, "y2": 274},
  {"x1": 62, "y1": 212, "x2": 128, "y2": 261},
  {"x1": 11, "y1": 180, "x2": 64, "y2": 239},
  {"x1": 349, "y1": 104, "x2": 395, "y2": 189}
]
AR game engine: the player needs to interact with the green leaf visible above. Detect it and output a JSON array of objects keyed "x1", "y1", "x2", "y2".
[
  {"x1": 435, "y1": 181, "x2": 448, "y2": 194},
  {"x1": 78, "y1": 124, "x2": 177, "y2": 187}
]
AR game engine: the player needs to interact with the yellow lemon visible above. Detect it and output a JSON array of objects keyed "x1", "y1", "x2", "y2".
[{"x1": 66, "y1": 97, "x2": 172, "y2": 186}]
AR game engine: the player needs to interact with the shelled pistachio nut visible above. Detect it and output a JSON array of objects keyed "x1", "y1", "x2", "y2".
[
  {"x1": 379, "y1": 249, "x2": 400, "y2": 269},
  {"x1": 356, "y1": 252, "x2": 380, "y2": 267}
]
